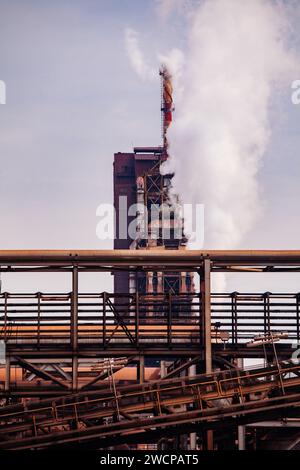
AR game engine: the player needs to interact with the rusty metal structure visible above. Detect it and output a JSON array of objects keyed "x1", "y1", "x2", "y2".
[
  {"x1": 160, "y1": 65, "x2": 174, "y2": 150},
  {"x1": 1, "y1": 358, "x2": 300, "y2": 450},
  {"x1": 1, "y1": 69, "x2": 300, "y2": 451},
  {"x1": 114, "y1": 65, "x2": 189, "y2": 302},
  {"x1": 0, "y1": 251, "x2": 300, "y2": 449}
]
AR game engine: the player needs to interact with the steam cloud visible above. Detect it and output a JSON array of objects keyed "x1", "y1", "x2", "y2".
[
  {"x1": 124, "y1": 28, "x2": 156, "y2": 81},
  {"x1": 165, "y1": 0, "x2": 298, "y2": 252},
  {"x1": 125, "y1": 0, "x2": 299, "y2": 290}
]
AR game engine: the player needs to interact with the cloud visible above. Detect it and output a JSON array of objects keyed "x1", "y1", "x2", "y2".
[
  {"x1": 165, "y1": 0, "x2": 299, "y2": 253},
  {"x1": 124, "y1": 28, "x2": 156, "y2": 81}
]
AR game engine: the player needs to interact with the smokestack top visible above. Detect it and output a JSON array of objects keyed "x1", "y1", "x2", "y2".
[{"x1": 160, "y1": 64, "x2": 174, "y2": 152}]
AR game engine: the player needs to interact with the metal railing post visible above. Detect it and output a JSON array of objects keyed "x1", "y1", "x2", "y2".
[
  {"x1": 71, "y1": 266, "x2": 78, "y2": 391},
  {"x1": 135, "y1": 292, "x2": 139, "y2": 346},
  {"x1": 103, "y1": 292, "x2": 106, "y2": 347}
]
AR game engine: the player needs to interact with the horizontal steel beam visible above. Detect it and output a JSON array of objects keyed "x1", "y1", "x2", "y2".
[{"x1": 0, "y1": 249, "x2": 299, "y2": 268}]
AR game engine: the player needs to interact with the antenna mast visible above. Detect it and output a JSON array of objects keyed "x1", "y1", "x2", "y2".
[{"x1": 160, "y1": 65, "x2": 174, "y2": 155}]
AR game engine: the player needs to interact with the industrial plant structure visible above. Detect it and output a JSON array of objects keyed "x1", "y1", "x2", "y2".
[{"x1": 0, "y1": 68, "x2": 300, "y2": 451}]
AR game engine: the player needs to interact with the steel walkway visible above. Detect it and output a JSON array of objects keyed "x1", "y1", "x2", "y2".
[
  {"x1": 1, "y1": 291, "x2": 299, "y2": 349},
  {"x1": 1, "y1": 359, "x2": 300, "y2": 449}
]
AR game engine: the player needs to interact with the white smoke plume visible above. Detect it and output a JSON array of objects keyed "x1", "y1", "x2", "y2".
[
  {"x1": 124, "y1": 28, "x2": 156, "y2": 81},
  {"x1": 165, "y1": 0, "x2": 298, "y2": 255}
]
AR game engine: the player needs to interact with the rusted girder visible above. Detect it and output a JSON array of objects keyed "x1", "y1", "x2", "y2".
[
  {"x1": 1, "y1": 360, "x2": 300, "y2": 450},
  {"x1": 0, "y1": 250, "x2": 299, "y2": 268},
  {"x1": 14, "y1": 357, "x2": 69, "y2": 390}
]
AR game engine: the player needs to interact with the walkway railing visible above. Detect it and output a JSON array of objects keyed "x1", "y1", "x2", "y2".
[{"x1": 0, "y1": 292, "x2": 299, "y2": 346}]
